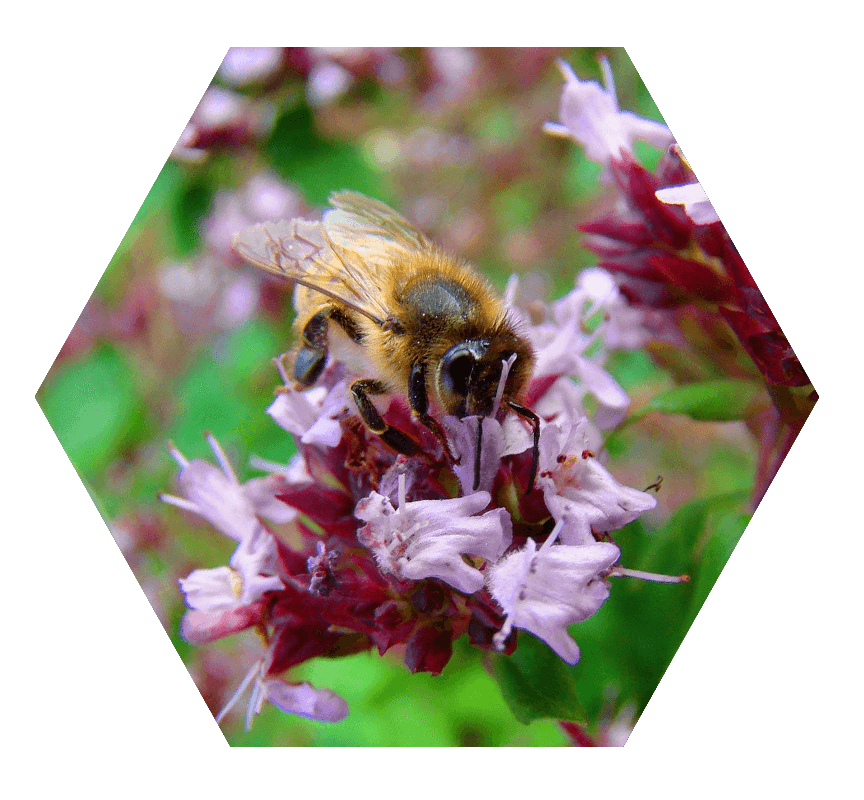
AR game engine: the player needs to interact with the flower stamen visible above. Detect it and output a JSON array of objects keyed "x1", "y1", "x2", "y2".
[{"x1": 609, "y1": 566, "x2": 689, "y2": 583}]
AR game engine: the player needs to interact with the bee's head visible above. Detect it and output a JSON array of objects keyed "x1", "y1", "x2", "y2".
[
  {"x1": 436, "y1": 334, "x2": 534, "y2": 418},
  {"x1": 436, "y1": 333, "x2": 539, "y2": 493}
]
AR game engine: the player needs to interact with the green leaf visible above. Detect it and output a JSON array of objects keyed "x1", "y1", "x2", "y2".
[
  {"x1": 686, "y1": 510, "x2": 751, "y2": 627},
  {"x1": 169, "y1": 320, "x2": 283, "y2": 464},
  {"x1": 37, "y1": 346, "x2": 145, "y2": 484},
  {"x1": 96, "y1": 161, "x2": 183, "y2": 303},
  {"x1": 266, "y1": 103, "x2": 381, "y2": 206},
  {"x1": 577, "y1": 507, "x2": 748, "y2": 708},
  {"x1": 633, "y1": 379, "x2": 765, "y2": 423},
  {"x1": 170, "y1": 174, "x2": 214, "y2": 256},
  {"x1": 493, "y1": 634, "x2": 585, "y2": 725}
]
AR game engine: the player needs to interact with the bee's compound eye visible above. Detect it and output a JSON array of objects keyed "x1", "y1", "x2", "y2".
[
  {"x1": 439, "y1": 340, "x2": 488, "y2": 403},
  {"x1": 443, "y1": 353, "x2": 474, "y2": 397}
]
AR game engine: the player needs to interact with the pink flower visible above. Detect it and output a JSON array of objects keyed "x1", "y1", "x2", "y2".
[
  {"x1": 655, "y1": 181, "x2": 720, "y2": 225},
  {"x1": 543, "y1": 57, "x2": 673, "y2": 179},
  {"x1": 217, "y1": 660, "x2": 349, "y2": 729},
  {"x1": 170, "y1": 434, "x2": 288, "y2": 641},
  {"x1": 355, "y1": 475, "x2": 512, "y2": 594},
  {"x1": 511, "y1": 271, "x2": 634, "y2": 429},
  {"x1": 441, "y1": 415, "x2": 506, "y2": 495},
  {"x1": 537, "y1": 417, "x2": 657, "y2": 546},
  {"x1": 487, "y1": 522, "x2": 620, "y2": 664},
  {"x1": 263, "y1": 679, "x2": 349, "y2": 722},
  {"x1": 218, "y1": 47, "x2": 284, "y2": 87},
  {"x1": 266, "y1": 379, "x2": 350, "y2": 449},
  {"x1": 170, "y1": 86, "x2": 258, "y2": 164},
  {"x1": 179, "y1": 523, "x2": 283, "y2": 612},
  {"x1": 161, "y1": 434, "x2": 296, "y2": 542}
]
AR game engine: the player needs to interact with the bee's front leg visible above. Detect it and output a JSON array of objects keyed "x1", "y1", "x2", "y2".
[
  {"x1": 350, "y1": 379, "x2": 419, "y2": 456},
  {"x1": 508, "y1": 401, "x2": 540, "y2": 493},
  {"x1": 408, "y1": 363, "x2": 458, "y2": 465}
]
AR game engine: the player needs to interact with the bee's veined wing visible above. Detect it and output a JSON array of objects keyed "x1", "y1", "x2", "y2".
[
  {"x1": 326, "y1": 191, "x2": 432, "y2": 252},
  {"x1": 232, "y1": 218, "x2": 391, "y2": 326},
  {"x1": 316, "y1": 191, "x2": 436, "y2": 327},
  {"x1": 232, "y1": 218, "x2": 324, "y2": 279}
]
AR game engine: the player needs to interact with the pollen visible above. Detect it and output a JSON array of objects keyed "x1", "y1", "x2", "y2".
[{"x1": 228, "y1": 566, "x2": 243, "y2": 599}]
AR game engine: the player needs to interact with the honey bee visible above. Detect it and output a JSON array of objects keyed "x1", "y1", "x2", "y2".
[{"x1": 233, "y1": 191, "x2": 539, "y2": 491}]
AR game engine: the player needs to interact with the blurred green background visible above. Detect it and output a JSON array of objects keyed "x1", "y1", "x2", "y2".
[{"x1": 36, "y1": 47, "x2": 755, "y2": 746}]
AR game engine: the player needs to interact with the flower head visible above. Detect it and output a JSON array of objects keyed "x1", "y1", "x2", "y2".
[
  {"x1": 179, "y1": 523, "x2": 283, "y2": 612},
  {"x1": 355, "y1": 475, "x2": 512, "y2": 594},
  {"x1": 544, "y1": 57, "x2": 673, "y2": 179},
  {"x1": 266, "y1": 358, "x2": 350, "y2": 449},
  {"x1": 654, "y1": 145, "x2": 719, "y2": 225},
  {"x1": 550, "y1": 53, "x2": 814, "y2": 473},
  {"x1": 160, "y1": 433, "x2": 296, "y2": 541},
  {"x1": 537, "y1": 416, "x2": 657, "y2": 545},
  {"x1": 656, "y1": 181, "x2": 720, "y2": 225},
  {"x1": 511, "y1": 270, "x2": 635, "y2": 428},
  {"x1": 217, "y1": 660, "x2": 349, "y2": 730},
  {"x1": 168, "y1": 435, "x2": 288, "y2": 646},
  {"x1": 487, "y1": 522, "x2": 620, "y2": 664}
]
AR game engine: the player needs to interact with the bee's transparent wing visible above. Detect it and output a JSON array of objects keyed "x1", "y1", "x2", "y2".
[
  {"x1": 232, "y1": 219, "x2": 324, "y2": 278},
  {"x1": 326, "y1": 191, "x2": 432, "y2": 251},
  {"x1": 232, "y1": 218, "x2": 391, "y2": 326},
  {"x1": 322, "y1": 192, "x2": 436, "y2": 313}
]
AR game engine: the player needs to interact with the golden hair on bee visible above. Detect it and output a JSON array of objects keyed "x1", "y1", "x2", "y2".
[{"x1": 233, "y1": 191, "x2": 540, "y2": 492}]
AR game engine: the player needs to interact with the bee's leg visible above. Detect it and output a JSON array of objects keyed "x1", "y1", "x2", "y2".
[
  {"x1": 408, "y1": 363, "x2": 457, "y2": 463},
  {"x1": 293, "y1": 310, "x2": 330, "y2": 386},
  {"x1": 328, "y1": 307, "x2": 363, "y2": 343},
  {"x1": 351, "y1": 379, "x2": 419, "y2": 456},
  {"x1": 294, "y1": 307, "x2": 363, "y2": 386},
  {"x1": 508, "y1": 401, "x2": 540, "y2": 492}
]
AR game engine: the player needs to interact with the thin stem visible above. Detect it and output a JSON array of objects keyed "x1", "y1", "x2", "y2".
[{"x1": 610, "y1": 566, "x2": 689, "y2": 583}]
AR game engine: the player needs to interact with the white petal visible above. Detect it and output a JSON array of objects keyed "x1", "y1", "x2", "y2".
[{"x1": 488, "y1": 538, "x2": 620, "y2": 664}]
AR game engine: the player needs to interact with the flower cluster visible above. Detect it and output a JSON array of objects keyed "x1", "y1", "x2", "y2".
[
  {"x1": 545, "y1": 56, "x2": 815, "y2": 504},
  {"x1": 164, "y1": 251, "x2": 684, "y2": 728},
  {"x1": 155, "y1": 53, "x2": 761, "y2": 733},
  {"x1": 170, "y1": 48, "x2": 411, "y2": 164}
]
